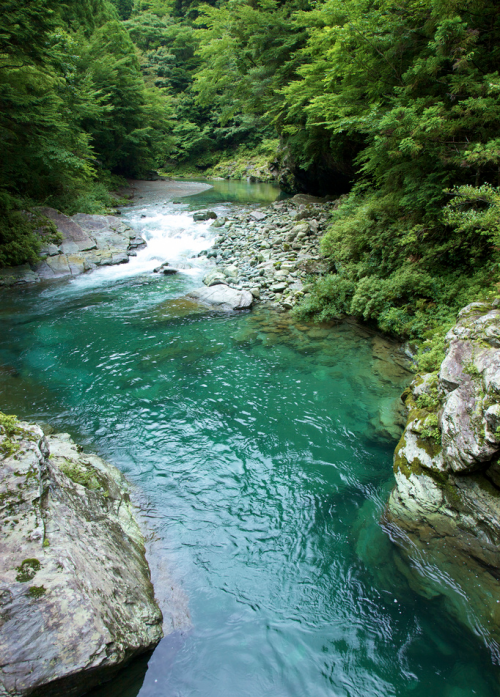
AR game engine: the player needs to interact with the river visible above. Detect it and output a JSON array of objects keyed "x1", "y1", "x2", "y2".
[{"x1": 0, "y1": 179, "x2": 498, "y2": 696}]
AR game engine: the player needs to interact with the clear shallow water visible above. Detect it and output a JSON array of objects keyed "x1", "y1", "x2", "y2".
[{"x1": 1, "y1": 181, "x2": 499, "y2": 697}]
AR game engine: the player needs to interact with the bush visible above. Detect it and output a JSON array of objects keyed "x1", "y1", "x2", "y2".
[{"x1": 0, "y1": 194, "x2": 61, "y2": 269}]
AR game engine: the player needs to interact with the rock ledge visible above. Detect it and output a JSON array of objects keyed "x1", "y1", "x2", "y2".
[
  {"x1": 0, "y1": 415, "x2": 163, "y2": 697},
  {"x1": 385, "y1": 301, "x2": 500, "y2": 654}
]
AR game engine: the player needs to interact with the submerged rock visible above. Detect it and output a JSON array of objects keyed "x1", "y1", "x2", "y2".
[
  {"x1": 0, "y1": 415, "x2": 163, "y2": 697},
  {"x1": 384, "y1": 301, "x2": 500, "y2": 655},
  {"x1": 186, "y1": 285, "x2": 253, "y2": 311}
]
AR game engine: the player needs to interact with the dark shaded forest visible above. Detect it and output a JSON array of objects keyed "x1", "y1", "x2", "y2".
[{"x1": 1, "y1": 0, "x2": 500, "y2": 346}]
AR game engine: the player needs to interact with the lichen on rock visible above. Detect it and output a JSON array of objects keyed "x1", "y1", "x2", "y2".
[
  {"x1": 385, "y1": 301, "x2": 500, "y2": 657},
  {"x1": 0, "y1": 415, "x2": 165, "y2": 697}
]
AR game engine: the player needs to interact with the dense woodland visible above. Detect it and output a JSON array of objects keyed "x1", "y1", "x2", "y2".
[{"x1": 1, "y1": 0, "x2": 500, "y2": 350}]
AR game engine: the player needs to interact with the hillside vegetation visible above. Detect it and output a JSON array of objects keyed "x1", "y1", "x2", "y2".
[{"x1": 1, "y1": 0, "x2": 500, "y2": 348}]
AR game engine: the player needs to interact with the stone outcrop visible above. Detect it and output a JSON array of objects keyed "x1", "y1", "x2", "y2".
[
  {"x1": 0, "y1": 415, "x2": 163, "y2": 697},
  {"x1": 384, "y1": 301, "x2": 500, "y2": 655},
  {"x1": 0, "y1": 208, "x2": 145, "y2": 287}
]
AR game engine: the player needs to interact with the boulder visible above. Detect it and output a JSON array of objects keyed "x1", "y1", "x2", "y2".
[
  {"x1": 4, "y1": 210, "x2": 137, "y2": 285},
  {"x1": 38, "y1": 208, "x2": 94, "y2": 252},
  {"x1": 249, "y1": 211, "x2": 267, "y2": 221},
  {"x1": 0, "y1": 266, "x2": 39, "y2": 287},
  {"x1": 193, "y1": 211, "x2": 217, "y2": 222},
  {"x1": 223, "y1": 264, "x2": 239, "y2": 280},
  {"x1": 186, "y1": 285, "x2": 253, "y2": 311},
  {"x1": 39, "y1": 244, "x2": 60, "y2": 257},
  {"x1": 290, "y1": 194, "x2": 325, "y2": 204},
  {"x1": 0, "y1": 415, "x2": 163, "y2": 697},
  {"x1": 384, "y1": 300, "x2": 500, "y2": 653}
]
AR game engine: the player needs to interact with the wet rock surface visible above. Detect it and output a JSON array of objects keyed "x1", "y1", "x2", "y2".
[
  {"x1": 187, "y1": 285, "x2": 253, "y2": 311},
  {"x1": 385, "y1": 301, "x2": 500, "y2": 655},
  {"x1": 0, "y1": 208, "x2": 142, "y2": 286},
  {"x1": 0, "y1": 417, "x2": 165, "y2": 697}
]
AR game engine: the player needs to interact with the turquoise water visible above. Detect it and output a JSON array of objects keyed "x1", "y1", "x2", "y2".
[{"x1": 0, "y1": 181, "x2": 498, "y2": 696}]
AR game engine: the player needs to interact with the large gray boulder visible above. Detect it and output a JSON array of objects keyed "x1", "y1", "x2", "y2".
[
  {"x1": 0, "y1": 415, "x2": 163, "y2": 697},
  {"x1": 384, "y1": 300, "x2": 500, "y2": 653},
  {"x1": 186, "y1": 285, "x2": 253, "y2": 311}
]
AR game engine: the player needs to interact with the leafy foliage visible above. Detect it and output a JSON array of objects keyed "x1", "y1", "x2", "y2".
[
  {"x1": 0, "y1": 0, "x2": 175, "y2": 265},
  {"x1": 3, "y1": 0, "x2": 500, "y2": 348}
]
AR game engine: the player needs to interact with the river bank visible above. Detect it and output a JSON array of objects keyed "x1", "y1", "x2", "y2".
[
  {"x1": 197, "y1": 193, "x2": 333, "y2": 312},
  {"x1": 384, "y1": 300, "x2": 500, "y2": 661},
  {"x1": 0, "y1": 181, "x2": 333, "y2": 320}
]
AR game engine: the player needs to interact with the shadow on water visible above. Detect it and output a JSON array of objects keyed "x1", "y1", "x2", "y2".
[
  {"x1": 178, "y1": 178, "x2": 285, "y2": 207},
  {"x1": 86, "y1": 631, "x2": 190, "y2": 697},
  {"x1": 86, "y1": 653, "x2": 152, "y2": 697}
]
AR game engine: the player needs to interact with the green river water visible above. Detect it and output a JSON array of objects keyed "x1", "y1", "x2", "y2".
[{"x1": 0, "y1": 180, "x2": 498, "y2": 696}]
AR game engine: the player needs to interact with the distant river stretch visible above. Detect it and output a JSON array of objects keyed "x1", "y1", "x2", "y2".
[{"x1": 0, "y1": 179, "x2": 498, "y2": 697}]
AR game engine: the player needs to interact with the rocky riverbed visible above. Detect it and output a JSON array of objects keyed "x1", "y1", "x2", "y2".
[
  {"x1": 197, "y1": 193, "x2": 333, "y2": 311},
  {"x1": 0, "y1": 415, "x2": 177, "y2": 697}
]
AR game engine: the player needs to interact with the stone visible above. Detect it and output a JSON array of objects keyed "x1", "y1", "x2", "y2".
[
  {"x1": 0, "y1": 418, "x2": 164, "y2": 697},
  {"x1": 211, "y1": 218, "x2": 226, "y2": 228},
  {"x1": 186, "y1": 285, "x2": 253, "y2": 311},
  {"x1": 203, "y1": 270, "x2": 227, "y2": 287},
  {"x1": 66, "y1": 254, "x2": 86, "y2": 276},
  {"x1": 193, "y1": 211, "x2": 217, "y2": 222},
  {"x1": 249, "y1": 211, "x2": 267, "y2": 221},
  {"x1": 46, "y1": 254, "x2": 71, "y2": 277},
  {"x1": 39, "y1": 244, "x2": 60, "y2": 257},
  {"x1": 60, "y1": 240, "x2": 80, "y2": 255},
  {"x1": 290, "y1": 194, "x2": 325, "y2": 204},
  {"x1": 290, "y1": 222, "x2": 310, "y2": 237},
  {"x1": 385, "y1": 300, "x2": 500, "y2": 653},
  {"x1": 0, "y1": 266, "x2": 39, "y2": 287},
  {"x1": 223, "y1": 265, "x2": 239, "y2": 280},
  {"x1": 38, "y1": 208, "x2": 94, "y2": 249},
  {"x1": 162, "y1": 267, "x2": 178, "y2": 275},
  {"x1": 270, "y1": 283, "x2": 287, "y2": 293}
]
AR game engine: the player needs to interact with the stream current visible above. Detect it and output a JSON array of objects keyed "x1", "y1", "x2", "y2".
[{"x1": 0, "y1": 179, "x2": 498, "y2": 696}]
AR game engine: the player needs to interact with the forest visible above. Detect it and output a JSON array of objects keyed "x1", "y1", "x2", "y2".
[{"x1": 1, "y1": 0, "x2": 500, "y2": 349}]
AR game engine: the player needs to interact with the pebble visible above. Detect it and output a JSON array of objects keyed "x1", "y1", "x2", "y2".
[{"x1": 203, "y1": 199, "x2": 335, "y2": 311}]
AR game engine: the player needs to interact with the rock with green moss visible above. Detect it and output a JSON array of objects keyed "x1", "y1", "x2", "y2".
[
  {"x1": 385, "y1": 301, "x2": 500, "y2": 654},
  {"x1": 0, "y1": 209, "x2": 138, "y2": 286},
  {"x1": 0, "y1": 416, "x2": 165, "y2": 697}
]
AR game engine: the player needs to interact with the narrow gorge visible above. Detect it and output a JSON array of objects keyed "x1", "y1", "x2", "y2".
[{"x1": 1, "y1": 179, "x2": 500, "y2": 696}]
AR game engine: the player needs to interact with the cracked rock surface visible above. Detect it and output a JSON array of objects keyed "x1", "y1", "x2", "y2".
[
  {"x1": 0, "y1": 208, "x2": 144, "y2": 287},
  {"x1": 0, "y1": 418, "x2": 164, "y2": 697},
  {"x1": 384, "y1": 301, "x2": 500, "y2": 654}
]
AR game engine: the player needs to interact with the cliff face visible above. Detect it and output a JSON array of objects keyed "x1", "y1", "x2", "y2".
[
  {"x1": 0, "y1": 418, "x2": 163, "y2": 697},
  {"x1": 385, "y1": 301, "x2": 500, "y2": 656}
]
